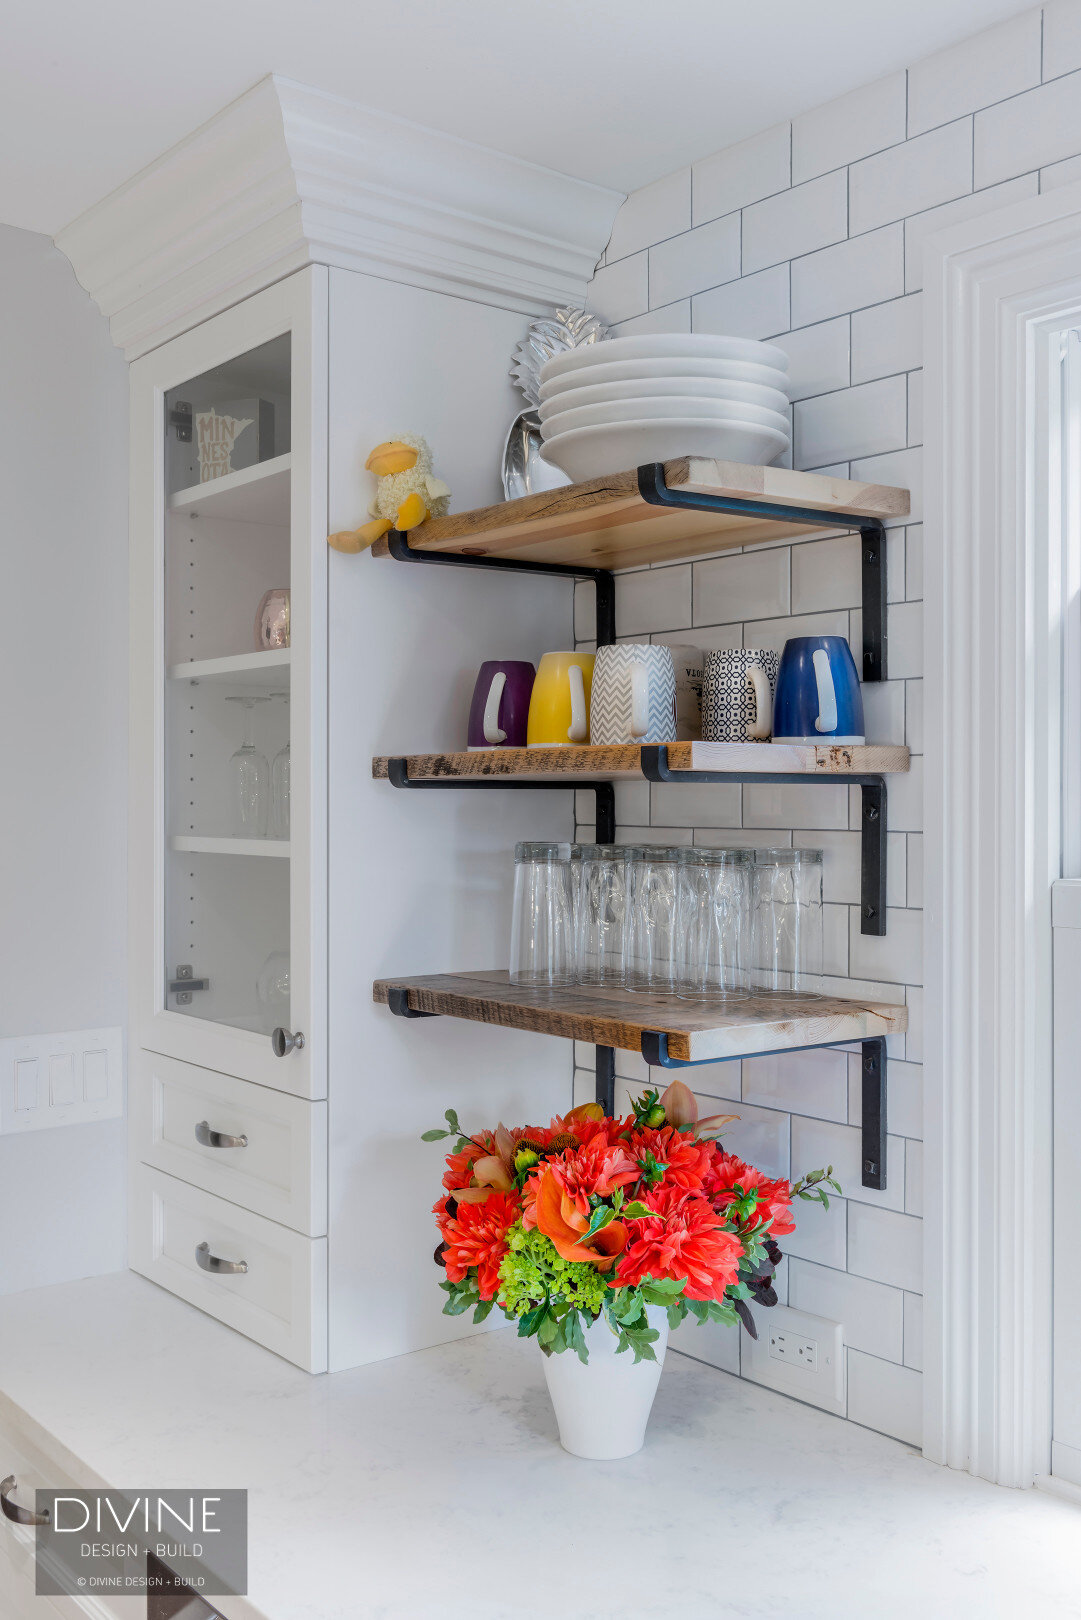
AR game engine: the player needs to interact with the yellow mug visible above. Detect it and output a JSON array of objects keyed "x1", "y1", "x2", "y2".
[{"x1": 527, "y1": 652, "x2": 595, "y2": 747}]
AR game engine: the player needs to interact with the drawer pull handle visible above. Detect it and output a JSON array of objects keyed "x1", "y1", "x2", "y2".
[
  {"x1": 195, "y1": 1120, "x2": 248, "y2": 1150},
  {"x1": 195, "y1": 1242, "x2": 248, "y2": 1275},
  {"x1": 271, "y1": 1027, "x2": 305, "y2": 1057},
  {"x1": 1, "y1": 1475, "x2": 49, "y2": 1526}
]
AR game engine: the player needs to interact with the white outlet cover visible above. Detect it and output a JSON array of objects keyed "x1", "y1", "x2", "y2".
[
  {"x1": 0, "y1": 1028, "x2": 123, "y2": 1133},
  {"x1": 741, "y1": 1302, "x2": 845, "y2": 1416}
]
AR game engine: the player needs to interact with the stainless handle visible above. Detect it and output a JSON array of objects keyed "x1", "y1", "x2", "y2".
[
  {"x1": 195, "y1": 1120, "x2": 248, "y2": 1150},
  {"x1": 271, "y1": 1027, "x2": 305, "y2": 1057},
  {"x1": 195, "y1": 1241, "x2": 247, "y2": 1275},
  {"x1": 1, "y1": 1476, "x2": 49, "y2": 1526}
]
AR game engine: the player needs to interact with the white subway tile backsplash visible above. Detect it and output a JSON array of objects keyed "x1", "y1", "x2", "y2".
[
  {"x1": 792, "y1": 72, "x2": 907, "y2": 183},
  {"x1": 613, "y1": 299, "x2": 691, "y2": 336},
  {"x1": 823, "y1": 902, "x2": 851, "y2": 977},
  {"x1": 903, "y1": 1291, "x2": 924, "y2": 1369},
  {"x1": 790, "y1": 1116, "x2": 906, "y2": 1212},
  {"x1": 649, "y1": 781, "x2": 742, "y2": 827},
  {"x1": 679, "y1": 620, "x2": 745, "y2": 653},
  {"x1": 693, "y1": 546, "x2": 789, "y2": 625},
  {"x1": 847, "y1": 1349, "x2": 922, "y2": 1444},
  {"x1": 975, "y1": 70, "x2": 1081, "y2": 185},
  {"x1": 1041, "y1": 152, "x2": 1081, "y2": 190},
  {"x1": 692, "y1": 265, "x2": 790, "y2": 341},
  {"x1": 885, "y1": 599, "x2": 924, "y2": 679},
  {"x1": 903, "y1": 173, "x2": 1039, "y2": 290},
  {"x1": 791, "y1": 533, "x2": 860, "y2": 613},
  {"x1": 849, "y1": 906, "x2": 922, "y2": 986},
  {"x1": 742, "y1": 1046, "x2": 849, "y2": 1122},
  {"x1": 742, "y1": 170, "x2": 848, "y2": 274},
  {"x1": 907, "y1": 833, "x2": 923, "y2": 907},
  {"x1": 793, "y1": 377, "x2": 908, "y2": 469},
  {"x1": 907, "y1": 11, "x2": 1042, "y2": 136},
  {"x1": 606, "y1": 168, "x2": 691, "y2": 263},
  {"x1": 693, "y1": 1089, "x2": 790, "y2": 1178},
  {"x1": 851, "y1": 294, "x2": 923, "y2": 384},
  {"x1": 777, "y1": 317, "x2": 851, "y2": 401},
  {"x1": 850, "y1": 118, "x2": 973, "y2": 235},
  {"x1": 848, "y1": 1203, "x2": 923, "y2": 1291},
  {"x1": 649, "y1": 213, "x2": 741, "y2": 307},
  {"x1": 740, "y1": 608, "x2": 852, "y2": 658},
  {"x1": 693, "y1": 122, "x2": 790, "y2": 224},
  {"x1": 794, "y1": 828, "x2": 904, "y2": 910},
  {"x1": 784, "y1": 1194, "x2": 848, "y2": 1268},
  {"x1": 905, "y1": 1140, "x2": 924, "y2": 1217},
  {"x1": 848, "y1": 1050, "x2": 921, "y2": 1139},
  {"x1": 792, "y1": 225, "x2": 905, "y2": 328},
  {"x1": 1044, "y1": 1, "x2": 1081, "y2": 79},
  {"x1": 744, "y1": 782, "x2": 850, "y2": 832},
  {"x1": 615, "y1": 564, "x2": 691, "y2": 635},
  {"x1": 669, "y1": 1313, "x2": 741, "y2": 1374},
  {"x1": 862, "y1": 678, "x2": 907, "y2": 746},
  {"x1": 788, "y1": 1259, "x2": 904, "y2": 1359}
]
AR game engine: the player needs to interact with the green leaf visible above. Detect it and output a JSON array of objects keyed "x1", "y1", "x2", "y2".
[
  {"x1": 444, "y1": 1109, "x2": 460, "y2": 1134},
  {"x1": 622, "y1": 1200, "x2": 657, "y2": 1219},
  {"x1": 472, "y1": 1299, "x2": 494, "y2": 1324},
  {"x1": 586, "y1": 1204, "x2": 616, "y2": 1238},
  {"x1": 421, "y1": 1128, "x2": 450, "y2": 1142},
  {"x1": 564, "y1": 1310, "x2": 590, "y2": 1365},
  {"x1": 518, "y1": 1302, "x2": 548, "y2": 1337},
  {"x1": 640, "y1": 1275, "x2": 686, "y2": 1296}
]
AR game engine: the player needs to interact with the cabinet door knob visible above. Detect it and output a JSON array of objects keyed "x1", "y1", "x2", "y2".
[
  {"x1": 271, "y1": 1027, "x2": 305, "y2": 1057},
  {"x1": 1, "y1": 1476, "x2": 49, "y2": 1526},
  {"x1": 195, "y1": 1242, "x2": 248, "y2": 1275},
  {"x1": 195, "y1": 1120, "x2": 248, "y2": 1150}
]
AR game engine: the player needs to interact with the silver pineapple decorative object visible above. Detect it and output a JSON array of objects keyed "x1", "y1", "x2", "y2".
[{"x1": 501, "y1": 307, "x2": 609, "y2": 498}]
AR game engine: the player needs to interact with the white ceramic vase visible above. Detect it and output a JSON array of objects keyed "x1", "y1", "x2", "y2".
[{"x1": 541, "y1": 1305, "x2": 669, "y2": 1459}]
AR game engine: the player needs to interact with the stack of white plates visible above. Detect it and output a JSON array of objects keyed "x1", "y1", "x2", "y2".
[{"x1": 537, "y1": 333, "x2": 791, "y2": 483}]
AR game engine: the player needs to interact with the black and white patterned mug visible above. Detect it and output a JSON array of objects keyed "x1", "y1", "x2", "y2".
[{"x1": 702, "y1": 648, "x2": 779, "y2": 742}]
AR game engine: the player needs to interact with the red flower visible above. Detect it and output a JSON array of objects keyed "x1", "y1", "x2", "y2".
[
  {"x1": 616, "y1": 1187, "x2": 743, "y2": 1300},
  {"x1": 440, "y1": 1191, "x2": 521, "y2": 1299},
  {"x1": 442, "y1": 1132, "x2": 495, "y2": 1193},
  {"x1": 521, "y1": 1135, "x2": 639, "y2": 1229},
  {"x1": 705, "y1": 1151, "x2": 796, "y2": 1236},
  {"x1": 624, "y1": 1126, "x2": 714, "y2": 1192}
]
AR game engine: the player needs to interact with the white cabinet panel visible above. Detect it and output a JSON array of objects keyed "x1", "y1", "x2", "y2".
[{"x1": 132, "y1": 1050, "x2": 326, "y2": 1235}]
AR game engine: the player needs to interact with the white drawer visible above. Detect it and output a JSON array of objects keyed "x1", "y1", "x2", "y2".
[
  {"x1": 132, "y1": 1051, "x2": 326, "y2": 1236},
  {"x1": 130, "y1": 1166, "x2": 327, "y2": 1372}
]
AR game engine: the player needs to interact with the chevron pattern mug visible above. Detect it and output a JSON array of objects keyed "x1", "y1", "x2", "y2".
[{"x1": 589, "y1": 644, "x2": 677, "y2": 746}]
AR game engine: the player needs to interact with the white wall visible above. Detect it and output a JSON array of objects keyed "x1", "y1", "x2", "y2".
[
  {"x1": 580, "y1": 0, "x2": 1081, "y2": 1447},
  {"x1": 0, "y1": 224, "x2": 128, "y2": 1294}
]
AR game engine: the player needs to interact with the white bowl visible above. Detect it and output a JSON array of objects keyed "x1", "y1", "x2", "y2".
[
  {"x1": 540, "y1": 394, "x2": 791, "y2": 442},
  {"x1": 538, "y1": 355, "x2": 790, "y2": 401},
  {"x1": 537, "y1": 374, "x2": 790, "y2": 423},
  {"x1": 540, "y1": 331, "x2": 789, "y2": 383},
  {"x1": 539, "y1": 418, "x2": 790, "y2": 482}
]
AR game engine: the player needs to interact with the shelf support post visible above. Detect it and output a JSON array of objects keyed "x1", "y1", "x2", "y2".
[
  {"x1": 595, "y1": 1045, "x2": 615, "y2": 1116},
  {"x1": 861, "y1": 523, "x2": 887, "y2": 682},
  {"x1": 861, "y1": 1037, "x2": 887, "y2": 1190},
  {"x1": 861, "y1": 779, "x2": 887, "y2": 937}
]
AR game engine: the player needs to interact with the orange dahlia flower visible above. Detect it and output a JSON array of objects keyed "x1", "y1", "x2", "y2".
[
  {"x1": 616, "y1": 1186, "x2": 743, "y2": 1300},
  {"x1": 624, "y1": 1125, "x2": 714, "y2": 1192},
  {"x1": 440, "y1": 1190, "x2": 521, "y2": 1298},
  {"x1": 521, "y1": 1136, "x2": 639, "y2": 1230}
]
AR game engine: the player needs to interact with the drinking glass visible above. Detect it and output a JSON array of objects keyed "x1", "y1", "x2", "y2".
[
  {"x1": 575, "y1": 844, "x2": 629, "y2": 986},
  {"x1": 225, "y1": 695, "x2": 270, "y2": 837},
  {"x1": 626, "y1": 846, "x2": 683, "y2": 992},
  {"x1": 509, "y1": 842, "x2": 576, "y2": 987},
  {"x1": 751, "y1": 848, "x2": 823, "y2": 993},
  {"x1": 269, "y1": 690, "x2": 290, "y2": 840},
  {"x1": 256, "y1": 950, "x2": 290, "y2": 1034},
  {"x1": 677, "y1": 848, "x2": 752, "y2": 1002}
]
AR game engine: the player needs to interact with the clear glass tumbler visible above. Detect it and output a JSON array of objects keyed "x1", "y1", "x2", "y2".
[
  {"x1": 751, "y1": 848, "x2": 824, "y2": 994},
  {"x1": 225, "y1": 694, "x2": 270, "y2": 837},
  {"x1": 509, "y1": 842, "x2": 576, "y2": 987},
  {"x1": 574, "y1": 844, "x2": 629, "y2": 986},
  {"x1": 626, "y1": 846, "x2": 684, "y2": 992},
  {"x1": 677, "y1": 848, "x2": 752, "y2": 1002}
]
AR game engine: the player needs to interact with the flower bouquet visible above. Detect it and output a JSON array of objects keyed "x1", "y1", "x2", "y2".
[{"x1": 425, "y1": 1081, "x2": 838, "y2": 1458}]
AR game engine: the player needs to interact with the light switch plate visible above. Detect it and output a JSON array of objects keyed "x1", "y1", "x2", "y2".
[
  {"x1": 740, "y1": 1302, "x2": 845, "y2": 1416},
  {"x1": 0, "y1": 1028, "x2": 123, "y2": 1132}
]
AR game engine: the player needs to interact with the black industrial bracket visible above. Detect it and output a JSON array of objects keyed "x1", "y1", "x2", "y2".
[
  {"x1": 385, "y1": 529, "x2": 616, "y2": 647},
  {"x1": 636, "y1": 463, "x2": 888, "y2": 682},
  {"x1": 640, "y1": 1029, "x2": 887, "y2": 1191},
  {"x1": 385, "y1": 759, "x2": 616, "y2": 843},
  {"x1": 640, "y1": 745, "x2": 887, "y2": 936}
]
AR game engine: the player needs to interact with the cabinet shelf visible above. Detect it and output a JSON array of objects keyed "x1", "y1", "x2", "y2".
[
  {"x1": 169, "y1": 835, "x2": 290, "y2": 858},
  {"x1": 373, "y1": 742, "x2": 910, "y2": 784},
  {"x1": 169, "y1": 453, "x2": 291, "y2": 524},
  {"x1": 168, "y1": 649, "x2": 291, "y2": 688}
]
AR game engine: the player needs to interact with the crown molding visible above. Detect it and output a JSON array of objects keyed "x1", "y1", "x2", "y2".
[{"x1": 56, "y1": 76, "x2": 623, "y2": 357}]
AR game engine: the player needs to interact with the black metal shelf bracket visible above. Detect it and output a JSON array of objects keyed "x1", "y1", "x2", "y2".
[
  {"x1": 386, "y1": 987, "x2": 439, "y2": 1020},
  {"x1": 640, "y1": 1029, "x2": 887, "y2": 1190},
  {"x1": 385, "y1": 759, "x2": 616, "y2": 843},
  {"x1": 636, "y1": 463, "x2": 888, "y2": 682},
  {"x1": 384, "y1": 530, "x2": 616, "y2": 647},
  {"x1": 640, "y1": 746, "x2": 887, "y2": 936}
]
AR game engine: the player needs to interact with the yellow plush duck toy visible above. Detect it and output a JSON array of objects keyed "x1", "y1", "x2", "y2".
[{"x1": 328, "y1": 434, "x2": 451, "y2": 552}]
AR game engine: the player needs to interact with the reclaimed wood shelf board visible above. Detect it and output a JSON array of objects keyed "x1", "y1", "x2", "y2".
[
  {"x1": 369, "y1": 458, "x2": 910, "y2": 572},
  {"x1": 373, "y1": 742, "x2": 910, "y2": 784},
  {"x1": 372, "y1": 970, "x2": 907, "y2": 1064}
]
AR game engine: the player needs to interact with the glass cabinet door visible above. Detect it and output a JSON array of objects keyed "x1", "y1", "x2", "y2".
[{"x1": 131, "y1": 272, "x2": 326, "y2": 1097}]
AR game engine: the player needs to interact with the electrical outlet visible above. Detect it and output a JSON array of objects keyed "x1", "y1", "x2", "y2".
[
  {"x1": 741, "y1": 1303, "x2": 844, "y2": 1415},
  {"x1": 0, "y1": 1029, "x2": 123, "y2": 1133},
  {"x1": 769, "y1": 1328, "x2": 818, "y2": 1373}
]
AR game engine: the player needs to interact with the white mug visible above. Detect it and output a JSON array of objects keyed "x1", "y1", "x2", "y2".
[
  {"x1": 665, "y1": 644, "x2": 704, "y2": 741},
  {"x1": 589, "y1": 644, "x2": 677, "y2": 746}
]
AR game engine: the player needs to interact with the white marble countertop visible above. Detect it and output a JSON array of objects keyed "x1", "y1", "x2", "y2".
[{"x1": 0, "y1": 1273, "x2": 1077, "y2": 1620}]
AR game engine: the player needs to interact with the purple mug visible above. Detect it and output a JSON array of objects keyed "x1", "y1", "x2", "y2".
[{"x1": 468, "y1": 661, "x2": 536, "y2": 750}]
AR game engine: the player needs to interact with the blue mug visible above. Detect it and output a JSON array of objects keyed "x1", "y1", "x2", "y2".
[{"x1": 772, "y1": 636, "x2": 865, "y2": 744}]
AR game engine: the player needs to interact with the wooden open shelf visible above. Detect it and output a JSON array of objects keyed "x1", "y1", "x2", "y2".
[
  {"x1": 373, "y1": 741, "x2": 910, "y2": 785},
  {"x1": 374, "y1": 970, "x2": 907, "y2": 1064},
  {"x1": 369, "y1": 457, "x2": 909, "y2": 572}
]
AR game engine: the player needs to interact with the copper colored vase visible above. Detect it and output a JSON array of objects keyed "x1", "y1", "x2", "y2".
[{"x1": 255, "y1": 588, "x2": 290, "y2": 650}]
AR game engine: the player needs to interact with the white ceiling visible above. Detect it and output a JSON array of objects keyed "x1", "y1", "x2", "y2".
[{"x1": 4, "y1": 0, "x2": 1035, "y2": 237}]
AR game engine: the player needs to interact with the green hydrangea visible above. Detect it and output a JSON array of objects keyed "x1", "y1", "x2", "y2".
[{"x1": 498, "y1": 1223, "x2": 608, "y2": 1318}]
